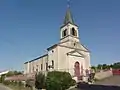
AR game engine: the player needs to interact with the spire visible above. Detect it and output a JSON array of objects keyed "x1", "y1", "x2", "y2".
[{"x1": 63, "y1": 0, "x2": 74, "y2": 25}]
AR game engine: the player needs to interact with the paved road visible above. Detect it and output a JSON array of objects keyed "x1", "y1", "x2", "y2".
[
  {"x1": 0, "y1": 84, "x2": 12, "y2": 90},
  {"x1": 72, "y1": 75, "x2": 120, "y2": 90}
]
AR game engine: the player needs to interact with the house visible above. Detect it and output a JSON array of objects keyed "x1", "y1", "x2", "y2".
[{"x1": 0, "y1": 70, "x2": 9, "y2": 77}]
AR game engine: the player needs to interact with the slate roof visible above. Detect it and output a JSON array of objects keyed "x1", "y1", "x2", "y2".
[{"x1": 63, "y1": 7, "x2": 74, "y2": 25}]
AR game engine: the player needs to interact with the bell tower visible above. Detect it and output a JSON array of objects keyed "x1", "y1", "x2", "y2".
[{"x1": 60, "y1": 7, "x2": 80, "y2": 43}]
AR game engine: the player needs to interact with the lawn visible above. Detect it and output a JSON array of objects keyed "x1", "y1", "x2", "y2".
[{"x1": 7, "y1": 84, "x2": 32, "y2": 90}]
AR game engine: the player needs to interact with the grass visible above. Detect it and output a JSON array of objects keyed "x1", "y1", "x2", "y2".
[{"x1": 6, "y1": 84, "x2": 32, "y2": 90}]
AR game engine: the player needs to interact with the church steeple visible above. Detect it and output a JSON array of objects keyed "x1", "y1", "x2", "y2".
[
  {"x1": 60, "y1": 2, "x2": 79, "y2": 43},
  {"x1": 63, "y1": 7, "x2": 74, "y2": 25}
]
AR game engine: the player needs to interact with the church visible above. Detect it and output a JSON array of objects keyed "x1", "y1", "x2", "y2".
[{"x1": 24, "y1": 7, "x2": 91, "y2": 81}]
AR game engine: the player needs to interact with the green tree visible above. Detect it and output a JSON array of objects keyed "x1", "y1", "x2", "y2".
[
  {"x1": 14, "y1": 71, "x2": 22, "y2": 75},
  {"x1": 0, "y1": 74, "x2": 6, "y2": 83},
  {"x1": 91, "y1": 66, "x2": 96, "y2": 70},
  {"x1": 110, "y1": 64, "x2": 113, "y2": 68},
  {"x1": 45, "y1": 71, "x2": 76, "y2": 90},
  {"x1": 102, "y1": 64, "x2": 108, "y2": 69},
  {"x1": 112, "y1": 62, "x2": 120, "y2": 69},
  {"x1": 6, "y1": 71, "x2": 14, "y2": 77},
  {"x1": 6, "y1": 71, "x2": 22, "y2": 77},
  {"x1": 97, "y1": 64, "x2": 102, "y2": 70},
  {"x1": 35, "y1": 72, "x2": 45, "y2": 89}
]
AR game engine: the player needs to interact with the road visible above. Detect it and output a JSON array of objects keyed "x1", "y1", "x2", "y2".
[
  {"x1": 0, "y1": 84, "x2": 12, "y2": 90},
  {"x1": 72, "y1": 75, "x2": 120, "y2": 90}
]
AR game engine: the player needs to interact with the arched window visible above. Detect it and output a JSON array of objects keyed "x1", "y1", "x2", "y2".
[
  {"x1": 36, "y1": 69, "x2": 38, "y2": 72},
  {"x1": 46, "y1": 63, "x2": 48, "y2": 71},
  {"x1": 33, "y1": 66, "x2": 34, "y2": 72},
  {"x1": 36, "y1": 65, "x2": 39, "y2": 72},
  {"x1": 62, "y1": 29, "x2": 67, "y2": 37},
  {"x1": 52, "y1": 60, "x2": 54, "y2": 68},
  {"x1": 71, "y1": 28, "x2": 77, "y2": 36},
  {"x1": 41, "y1": 64, "x2": 43, "y2": 70}
]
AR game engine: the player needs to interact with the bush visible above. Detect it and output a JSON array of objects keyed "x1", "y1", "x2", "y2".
[
  {"x1": 0, "y1": 74, "x2": 6, "y2": 83},
  {"x1": 45, "y1": 71, "x2": 76, "y2": 90},
  {"x1": 3, "y1": 81, "x2": 10, "y2": 85},
  {"x1": 35, "y1": 72, "x2": 45, "y2": 89},
  {"x1": 26, "y1": 79, "x2": 34, "y2": 86},
  {"x1": 12, "y1": 81, "x2": 18, "y2": 85}
]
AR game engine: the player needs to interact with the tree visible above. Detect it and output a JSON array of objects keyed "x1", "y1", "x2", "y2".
[
  {"x1": 6, "y1": 71, "x2": 22, "y2": 77},
  {"x1": 35, "y1": 72, "x2": 45, "y2": 89},
  {"x1": 45, "y1": 71, "x2": 76, "y2": 90},
  {"x1": 97, "y1": 64, "x2": 102, "y2": 70},
  {"x1": 0, "y1": 74, "x2": 6, "y2": 83},
  {"x1": 91, "y1": 66, "x2": 96, "y2": 70},
  {"x1": 102, "y1": 64, "x2": 108, "y2": 69},
  {"x1": 6, "y1": 71, "x2": 14, "y2": 77},
  {"x1": 112, "y1": 62, "x2": 120, "y2": 69}
]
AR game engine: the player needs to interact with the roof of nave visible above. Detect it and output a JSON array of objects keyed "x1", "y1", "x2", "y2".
[
  {"x1": 47, "y1": 40, "x2": 90, "y2": 52},
  {"x1": 24, "y1": 54, "x2": 48, "y2": 64},
  {"x1": 47, "y1": 40, "x2": 70, "y2": 51}
]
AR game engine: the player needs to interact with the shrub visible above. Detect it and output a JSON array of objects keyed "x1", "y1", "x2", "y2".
[
  {"x1": 26, "y1": 79, "x2": 34, "y2": 86},
  {"x1": 25, "y1": 79, "x2": 34, "y2": 90},
  {"x1": 0, "y1": 74, "x2": 6, "y2": 83},
  {"x1": 13, "y1": 81, "x2": 18, "y2": 85},
  {"x1": 45, "y1": 71, "x2": 76, "y2": 90},
  {"x1": 35, "y1": 72, "x2": 45, "y2": 89},
  {"x1": 3, "y1": 81, "x2": 10, "y2": 85}
]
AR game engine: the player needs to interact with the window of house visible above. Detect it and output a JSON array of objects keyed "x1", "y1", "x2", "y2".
[
  {"x1": 36, "y1": 69, "x2": 38, "y2": 72},
  {"x1": 41, "y1": 64, "x2": 43, "y2": 70},
  {"x1": 33, "y1": 66, "x2": 34, "y2": 72},
  {"x1": 46, "y1": 63, "x2": 48, "y2": 71},
  {"x1": 62, "y1": 29, "x2": 67, "y2": 37},
  {"x1": 71, "y1": 28, "x2": 77, "y2": 36},
  {"x1": 74, "y1": 43, "x2": 76, "y2": 46},
  {"x1": 52, "y1": 50, "x2": 54, "y2": 53},
  {"x1": 36, "y1": 65, "x2": 39, "y2": 72},
  {"x1": 52, "y1": 60, "x2": 54, "y2": 68}
]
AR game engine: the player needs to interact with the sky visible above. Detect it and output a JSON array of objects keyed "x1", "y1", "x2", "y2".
[{"x1": 0, "y1": 0, "x2": 120, "y2": 71}]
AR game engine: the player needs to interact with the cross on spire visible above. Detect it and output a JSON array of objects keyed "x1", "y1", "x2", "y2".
[
  {"x1": 67, "y1": 0, "x2": 71, "y2": 8},
  {"x1": 63, "y1": 0, "x2": 74, "y2": 25}
]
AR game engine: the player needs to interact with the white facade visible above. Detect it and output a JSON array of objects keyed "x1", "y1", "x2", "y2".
[
  {"x1": 0, "y1": 70, "x2": 9, "y2": 77},
  {"x1": 24, "y1": 7, "x2": 91, "y2": 81},
  {"x1": 24, "y1": 54, "x2": 48, "y2": 74}
]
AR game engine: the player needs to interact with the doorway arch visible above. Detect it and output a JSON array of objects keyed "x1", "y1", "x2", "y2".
[{"x1": 74, "y1": 61, "x2": 80, "y2": 80}]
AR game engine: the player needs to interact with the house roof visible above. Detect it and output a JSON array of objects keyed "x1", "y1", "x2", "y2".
[
  {"x1": 24, "y1": 54, "x2": 48, "y2": 64},
  {"x1": 47, "y1": 44, "x2": 58, "y2": 51}
]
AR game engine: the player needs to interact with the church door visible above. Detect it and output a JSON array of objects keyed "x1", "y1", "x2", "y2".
[{"x1": 74, "y1": 61, "x2": 81, "y2": 80}]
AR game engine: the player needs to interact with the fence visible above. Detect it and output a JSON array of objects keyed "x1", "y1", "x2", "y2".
[
  {"x1": 5, "y1": 75, "x2": 27, "y2": 81},
  {"x1": 112, "y1": 69, "x2": 120, "y2": 75}
]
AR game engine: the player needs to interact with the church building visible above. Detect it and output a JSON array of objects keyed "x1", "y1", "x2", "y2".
[{"x1": 24, "y1": 7, "x2": 91, "y2": 81}]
